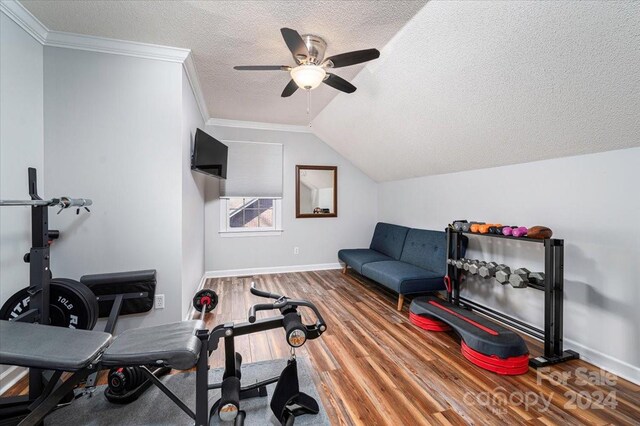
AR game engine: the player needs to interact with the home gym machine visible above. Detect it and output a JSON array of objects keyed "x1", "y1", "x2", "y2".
[
  {"x1": 203, "y1": 283, "x2": 327, "y2": 425},
  {"x1": 0, "y1": 168, "x2": 166, "y2": 424},
  {"x1": 0, "y1": 283, "x2": 326, "y2": 425},
  {"x1": 0, "y1": 168, "x2": 94, "y2": 423}
]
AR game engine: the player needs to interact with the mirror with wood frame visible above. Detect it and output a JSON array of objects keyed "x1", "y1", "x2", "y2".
[{"x1": 295, "y1": 165, "x2": 337, "y2": 218}]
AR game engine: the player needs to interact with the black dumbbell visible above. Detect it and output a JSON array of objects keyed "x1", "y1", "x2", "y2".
[
  {"x1": 509, "y1": 268, "x2": 531, "y2": 288},
  {"x1": 529, "y1": 272, "x2": 545, "y2": 285},
  {"x1": 452, "y1": 221, "x2": 467, "y2": 231},
  {"x1": 463, "y1": 259, "x2": 478, "y2": 271},
  {"x1": 478, "y1": 262, "x2": 499, "y2": 278},
  {"x1": 468, "y1": 261, "x2": 487, "y2": 275},
  {"x1": 495, "y1": 266, "x2": 511, "y2": 284}
]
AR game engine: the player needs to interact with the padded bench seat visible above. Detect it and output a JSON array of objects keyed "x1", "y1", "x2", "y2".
[
  {"x1": 80, "y1": 269, "x2": 156, "y2": 287},
  {"x1": 361, "y1": 261, "x2": 445, "y2": 294},
  {"x1": 0, "y1": 320, "x2": 112, "y2": 371},
  {"x1": 102, "y1": 320, "x2": 204, "y2": 370},
  {"x1": 338, "y1": 249, "x2": 394, "y2": 274}
]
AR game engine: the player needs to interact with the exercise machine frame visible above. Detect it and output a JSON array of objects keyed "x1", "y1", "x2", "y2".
[
  {"x1": 0, "y1": 169, "x2": 58, "y2": 420},
  {"x1": 100, "y1": 285, "x2": 326, "y2": 426},
  {"x1": 447, "y1": 228, "x2": 579, "y2": 368}
]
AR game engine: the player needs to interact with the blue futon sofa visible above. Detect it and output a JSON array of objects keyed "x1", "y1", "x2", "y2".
[{"x1": 338, "y1": 222, "x2": 467, "y2": 310}]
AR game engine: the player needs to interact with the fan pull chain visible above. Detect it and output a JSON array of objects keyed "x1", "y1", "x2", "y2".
[{"x1": 307, "y1": 90, "x2": 312, "y2": 127}]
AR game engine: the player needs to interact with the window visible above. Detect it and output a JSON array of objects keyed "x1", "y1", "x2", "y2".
[{"x1": 219, "y1": 197, "x2": 282, "y2": 237}]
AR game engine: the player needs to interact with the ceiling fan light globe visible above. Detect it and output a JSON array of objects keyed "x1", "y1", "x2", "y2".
[{"x1": 290, "y1": 65, "x2": 326, "y2": 90}]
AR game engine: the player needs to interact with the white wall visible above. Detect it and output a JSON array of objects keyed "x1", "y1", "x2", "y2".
[
  {"x1": 204, "y1": 124, "x2": 377, "y2": 272},
  {"x1": 0, "y1": 10, "x2": 44, "y2": 312},
  {"x1": 0, "y1": 10, "x2": 44, "y2": 389},
  {"x1": 181, "y1": 68, "x2": 205, "y2": 318},
  {"x1": 378, "y1": 148, "x2": 640, "y2": 383},
  {"x1": 43, "y1": 47, "x2": 185, "y2": 330}
]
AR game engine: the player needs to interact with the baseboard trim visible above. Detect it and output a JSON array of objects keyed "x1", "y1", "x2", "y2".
[
  {"x1": 563, "y1": 337, "x2": 640, "y2": 386},
  {"x1": 204, "y1": 263, "x2": 342, "y2": 279},
  {"x1": 0, "y1": 366, "x2": 27, "y2": 396}
]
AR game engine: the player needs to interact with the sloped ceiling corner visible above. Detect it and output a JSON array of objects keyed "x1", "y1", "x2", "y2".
[{"x1": 311, "y1": 1, "x2": 640, "y2": 182}]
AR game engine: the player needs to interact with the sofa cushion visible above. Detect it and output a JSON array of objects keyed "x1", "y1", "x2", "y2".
[
  {"x1": 361, "y1": 261, "x2": 445, "y2": 294},
  {"x1": 369, "y1": 222, "x2": 410, "y2": 260},
  {"x1": 400, "y1": 229, "x2": 447, "y2": 275},
  {"x1": 338, "y1": 249, "x2": 394, "y2": 274}
]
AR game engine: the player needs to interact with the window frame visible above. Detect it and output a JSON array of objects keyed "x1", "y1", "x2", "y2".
[{"x1": 219, "y1": 197, "x2": 283, "y2": 237}]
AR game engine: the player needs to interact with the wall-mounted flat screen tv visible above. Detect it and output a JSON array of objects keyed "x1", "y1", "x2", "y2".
[{"x1": 191, "y1": 128, "x2": 228, "y2": 179}]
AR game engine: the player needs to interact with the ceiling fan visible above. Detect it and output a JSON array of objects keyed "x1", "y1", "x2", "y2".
[{"x1": 234, "y1": 28, "x2": 380, "y2": 97}]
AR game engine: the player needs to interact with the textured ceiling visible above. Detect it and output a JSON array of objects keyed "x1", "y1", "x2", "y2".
[
  {"x1": 21, "y1": 0, "x2": 427, "y2": 125},
  {"x1": 313, "y1": 1, "x2": 640, "y2": 181}
]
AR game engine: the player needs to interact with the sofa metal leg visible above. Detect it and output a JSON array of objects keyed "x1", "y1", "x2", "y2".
[
  {"x1": 397, "y1": 294, "x2": 404, "y2": 311},
  {"x1": 342, "y1": 265, "x2": 348, "y2": 274}
]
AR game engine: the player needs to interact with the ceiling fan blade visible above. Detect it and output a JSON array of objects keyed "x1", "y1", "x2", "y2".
[
  {"x1": 280, "y1": 28, "x2": 309, "y2": 63},
  {"x1": 234, "y1": 65, "x2": 291, "y2": 71},
  {"x1": 323, "y1": 73, "x2": 356, "y2": 94},
  {"x1": 323, "y1": 48, "x2": 380, "y2": 68},
  {"x1": 323, "y1": 73, "x2": 356, "y2": 93},
  {"x1": 281, "y1": 79, "x2": 299, "y2": 97}
]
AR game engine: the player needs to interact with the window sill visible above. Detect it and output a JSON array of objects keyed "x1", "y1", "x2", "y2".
[{"x1": 219, "y1": 230, "x2": 283, "y2": 238}]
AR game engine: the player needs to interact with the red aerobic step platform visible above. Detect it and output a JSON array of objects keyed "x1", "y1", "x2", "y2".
[
  {"x1": 409, "y1": 312, "x2": 451, "y2": 332},
  {"x1": 409, "y1": 296, "x2": 529, "y2": 376}
]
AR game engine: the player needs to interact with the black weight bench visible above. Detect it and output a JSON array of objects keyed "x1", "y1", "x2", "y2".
[
  {"x1": 409, "y1": 296, "x2": 530, "y2": 375},
  {"x1": 0, "y1": 319, "x2": 209, "y2": 426}
]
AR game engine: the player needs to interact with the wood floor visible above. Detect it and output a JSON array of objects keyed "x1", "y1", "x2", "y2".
[
  {"x1": 196, "y1": 270, "x2": 640, "y2": 426},
  {"x1": 4, "y1": 270, "x2": 639, "y2": 425}
]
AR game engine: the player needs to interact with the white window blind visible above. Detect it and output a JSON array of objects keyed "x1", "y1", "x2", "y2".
[{"x1": 220, "y1": 141, "x2": 284, "y2": 198}]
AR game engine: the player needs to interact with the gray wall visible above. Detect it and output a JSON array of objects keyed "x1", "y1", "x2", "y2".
[
  {"x1": 204, "y1": 125, "x2": 377, "y2": 272},
  {"x1": 43, "y1": 47, "x2": 185, "y2": 330},
  {"x1": 378, "y1": 148, "x2": 640, "y2": 383},
  {"x1": 0, "y1": 11, "x2": 44, "y2": 388},
  {"x1": 181, "y1": 68, "x2": 205, "y2": 318}
]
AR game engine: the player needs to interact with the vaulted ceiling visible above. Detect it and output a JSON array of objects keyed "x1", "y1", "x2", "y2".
[
  {"x1": 21, "y1": 0, "x2": 427, "y2": 125},
  {"x1": 20, "y1": 1, "x2": 640, "y2": 182},
  {"x1": 312, "y1": 2, "x2": 640, "y2": 181}
]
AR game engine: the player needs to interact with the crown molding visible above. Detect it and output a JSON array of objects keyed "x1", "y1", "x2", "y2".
[
  {"x1": 45, "y1": 30, "x2": 190, "y2": 63},
  {"x1": 1, "y1": 1, "x2": 209, "y2": 122},
  {"x1": 183, "y1": 54, "x2": 210, "y2": 123},
  {"x1": 206, "y1": 118, "x2": 312, "y2": 133},
  {"x1": 0, "y1": 0, "x2": 48, "y2": 44}
]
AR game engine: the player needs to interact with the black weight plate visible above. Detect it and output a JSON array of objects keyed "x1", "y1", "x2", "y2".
[
  {"x1": 192, "y1": 289, "x2": 218, "y2": 312},
  {"x1": 53, "y1": 278, "x2": 99, "y2": 330},
  {"x1": 0, "y1": 279, "x2": 98, "y2": 330}
]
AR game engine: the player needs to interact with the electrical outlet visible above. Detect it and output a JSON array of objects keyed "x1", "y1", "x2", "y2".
[
  {"x1": 155, "y1": 294, "x2": 165, "y2": 309},
  {"x1": 293, "y1": 247, "x2": 299, "y2": 255}
]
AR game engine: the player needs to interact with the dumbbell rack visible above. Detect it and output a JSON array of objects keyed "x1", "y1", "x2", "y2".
[{"x1": 447, "y1": 229, "x2": 579, "y2": 368}]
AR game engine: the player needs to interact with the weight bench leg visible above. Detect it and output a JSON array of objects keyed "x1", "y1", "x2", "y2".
[
  {"x1": 140, "y1": 367, "x2": 195, "y2": 421},
  {"x1": 397, "y1": 294, "x2": 404, "y2": 311},
  {"x1": 195, "y1": 329, "x2": 210, "y2": 426},
  {"x1": 20, "y1": 369, "x2": 88, "y2": 426},
  {"x1": 27, "y1": 371, "x2": 63, "y2": 411}
]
